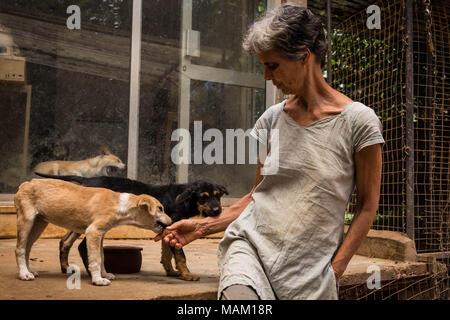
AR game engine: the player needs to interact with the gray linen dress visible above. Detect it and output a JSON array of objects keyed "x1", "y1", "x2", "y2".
[{"x1": 217, "y1": 100, "x2": 385, "y2": 300}]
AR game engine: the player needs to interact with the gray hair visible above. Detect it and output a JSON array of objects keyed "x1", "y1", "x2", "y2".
[{"x1": 243, "y1": 3, "x2": 328, "y2": 67}]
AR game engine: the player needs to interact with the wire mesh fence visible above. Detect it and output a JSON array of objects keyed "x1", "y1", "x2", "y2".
[
  {"x1": 339, "y1": 270, "x2": 448, "y2": 300},
  {"x1": 332, "y1": 0, "x2": 407, "y2": 232},
  {"x1": 327, "y1": 0, "x2": 449, "y2": 299},
  {"x1": 412, "y1": 0, "x2": 449, "y2": 256}
]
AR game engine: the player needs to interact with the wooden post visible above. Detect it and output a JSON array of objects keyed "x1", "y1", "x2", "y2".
[
  {"x1": 326, "y1": 0, "x2": 332, "y2": 84},
  {"x1": 23, "y1": 85, "x2": 32, "y2": 179},
  {"x1": 405, "y1": 0, "x2": 415, "y2": 240}
]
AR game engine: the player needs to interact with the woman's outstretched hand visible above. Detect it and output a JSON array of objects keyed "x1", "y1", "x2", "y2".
[
  {"x1": 154, "y1": 219, "x2": 205, "y2": 250},
  {"x1": 154, "y1": 191, "x2": 254, "y2": 249}
]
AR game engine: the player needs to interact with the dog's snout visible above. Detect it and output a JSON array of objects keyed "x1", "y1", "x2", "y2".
[
  {"x1": 207, "y1": 206, "x2": 221, "y2": 217},
  {"x1": 157, "y1": 212, "x2": 172, "y2": 226},
  {"x1": 157, "y1": 221, "x2": 169, "y2": 229}
]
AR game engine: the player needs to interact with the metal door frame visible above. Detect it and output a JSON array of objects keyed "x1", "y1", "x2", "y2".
[{"x1": 127, "y1": 0, "x2": 275, "y2": 182}]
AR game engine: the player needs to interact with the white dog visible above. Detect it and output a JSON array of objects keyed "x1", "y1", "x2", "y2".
[
  {"x1": 33, "y1": 147, "x2": 125, "y2": 177},
  {"x1": 14, "y1": 178, "x2": 172, "y2": 286}
]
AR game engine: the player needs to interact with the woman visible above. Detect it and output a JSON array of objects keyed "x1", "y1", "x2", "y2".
[{"x1": 155, "y1": 4, "x2": 384, "y2": 300}]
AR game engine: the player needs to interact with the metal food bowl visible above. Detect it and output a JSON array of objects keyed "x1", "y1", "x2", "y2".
[{"x1": 79, "y1": 243, "x2": 143, "y2": 274}]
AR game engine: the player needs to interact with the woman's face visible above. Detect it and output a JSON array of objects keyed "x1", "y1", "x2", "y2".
[{"x1": 257, "y1": 49, "x2": 306, "y2": 95}]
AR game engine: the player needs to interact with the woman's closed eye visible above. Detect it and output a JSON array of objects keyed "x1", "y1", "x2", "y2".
[{"x1": 265, "y1": 63, "x2": 279, "y2": 71}]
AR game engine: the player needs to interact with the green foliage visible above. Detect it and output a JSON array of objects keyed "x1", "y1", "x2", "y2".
[
  {"x1": 258, "y1": 4, "x2": 266, "y2": 13},
  {"x1": 344, "y1": 213, "x2": 354, "y2": 225},
  {"x1": 344, "y1": 212, "x2": 383, "y2": 226},
  {"x1": 328, "y1": 27, "x2": 407, "y2": 126}
]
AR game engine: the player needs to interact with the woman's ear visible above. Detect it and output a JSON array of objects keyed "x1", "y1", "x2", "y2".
[{"x1": 298, "y1": 47, "x2": 311, "y2": 64}]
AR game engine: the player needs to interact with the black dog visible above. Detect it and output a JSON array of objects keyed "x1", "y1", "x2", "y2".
[{"x1": 35, "y1": 172, "x2": 228, "y2": 281}]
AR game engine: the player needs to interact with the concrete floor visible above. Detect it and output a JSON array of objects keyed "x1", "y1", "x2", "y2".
[
  {"x1": 0, "y1": 238, "x2": 220, "y2": 300},
  {"x1": 0, "y1": 238, "x2": 432, "y2": 300}
]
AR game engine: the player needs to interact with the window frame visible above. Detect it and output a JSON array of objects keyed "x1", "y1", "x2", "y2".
[{"x1": 0, "y1": 0, "x2": 276, "y2": 204}]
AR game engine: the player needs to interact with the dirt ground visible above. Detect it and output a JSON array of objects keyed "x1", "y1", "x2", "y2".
[{"x1": 0, "y1": 238, "x2": 220, "y2": 300}]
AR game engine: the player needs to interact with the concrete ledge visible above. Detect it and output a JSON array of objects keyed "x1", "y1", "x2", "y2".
[
  {"x1": 1, "y1": 212, "x2": 68, "y2": 239},
  {"x1": 345, "y1": 226, "x2": 417, "y2": 262},
  {"x1": 339, "y1": 255, "x2": 432, "y2": 287},
  {"x1": 0, "y1": 204, "x2": 15, "y2": 213}
]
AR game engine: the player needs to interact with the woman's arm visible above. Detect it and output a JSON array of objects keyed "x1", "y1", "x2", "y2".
[
  {"x1": 331, "y1": 143, "x2": 383, "y2": 280},
  {"x1": 155, "y1": 161, "x2": 264, "y2": 249}
]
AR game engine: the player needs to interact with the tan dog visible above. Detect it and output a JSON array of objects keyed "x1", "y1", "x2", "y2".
[
  {"x1": 14, "y1": 178, "x2": 172, "y2": 286},
  {"x1": 33, "y1": 147, "x2": 125, "y2": 177}
]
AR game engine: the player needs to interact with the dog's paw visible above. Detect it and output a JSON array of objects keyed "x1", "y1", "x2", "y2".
[
  {"x1": 103, "y1": 272, "x2": 115, "y2": 280},
  {"x1": 181, "y1": 272, "x2": 200, "y2": 281},
  {"x1": 60, "y1": 264, "x2": 69, "y2": 274},
  {"x1": 166, "y1": 270, "x2": 182, "y2": 277},
  {"x1": 92, "y1": 277, "x2": 111, "y2": 286},
  {"x1": 19, "y1": 271, "x2": 36, "y2": 281},
  {"x1": 30, "y1": 270, "x2": 39, "y2": 277}
]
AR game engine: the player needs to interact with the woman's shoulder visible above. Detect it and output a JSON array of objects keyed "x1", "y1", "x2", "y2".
[
  {"x1": 254, "y1": 100, "x2": 285, "y2": 126},
  {"x1": 344, "y1": 102, "x2": 385, "y2": 152},
  {"x1": 342, "y1": 101, "x2": 380, "y2": 123},
  {"x1": 263, "y1": 100, "x2": 286, "y2": 117},
  {"x1": 343, "y1": 101, "x2": 371, "y2": 114}
]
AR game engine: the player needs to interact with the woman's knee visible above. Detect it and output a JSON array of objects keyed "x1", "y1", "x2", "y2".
[{"x1": 220, "y1": 285, "x2": 260, "y2": 300}]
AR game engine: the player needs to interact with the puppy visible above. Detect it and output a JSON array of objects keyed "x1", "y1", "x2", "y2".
[
  {"x1": 33, "y1": 147, "x2": 125, "y2": 177},
  {"x1": 14, "y1": 178, "x2": 172, "y2": 286},
  {"x1": 35, "y1": 172, "x2": 228, "y2": 281}
]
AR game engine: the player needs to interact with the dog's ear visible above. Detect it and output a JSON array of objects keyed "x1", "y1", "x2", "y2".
[
  {"x1": 137, "y1": 197, "x2": 153, "y2": 213},
  {"x1": 99, "y1": 146, "x2": 111, "y2": 156},
  {"x1": 175, "y1": 188, "x2": 194, "y2": 204},
  {"x1": 217, "y1": 185, "x2": 229, "y2": 196}
]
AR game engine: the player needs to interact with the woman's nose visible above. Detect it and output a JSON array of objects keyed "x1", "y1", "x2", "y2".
[
  {"x1": 264, "y1": 69, "x2": 272, "y2": 81},
  {"x1": 263, "y1": 66, "x2": 272, "y2": 81}
]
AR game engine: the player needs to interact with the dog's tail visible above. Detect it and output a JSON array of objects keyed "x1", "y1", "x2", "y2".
[{"x1": 34, "y1": 172, "x2": 85, "y2": 184}]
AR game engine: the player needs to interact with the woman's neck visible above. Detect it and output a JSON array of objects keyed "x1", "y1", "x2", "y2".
[
  {"x1": 290, "y1": 64, "x2": 337, "y2": 112},
  {"x1": 289, "y1": 71, "x2": 352, "y2": 114}
]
